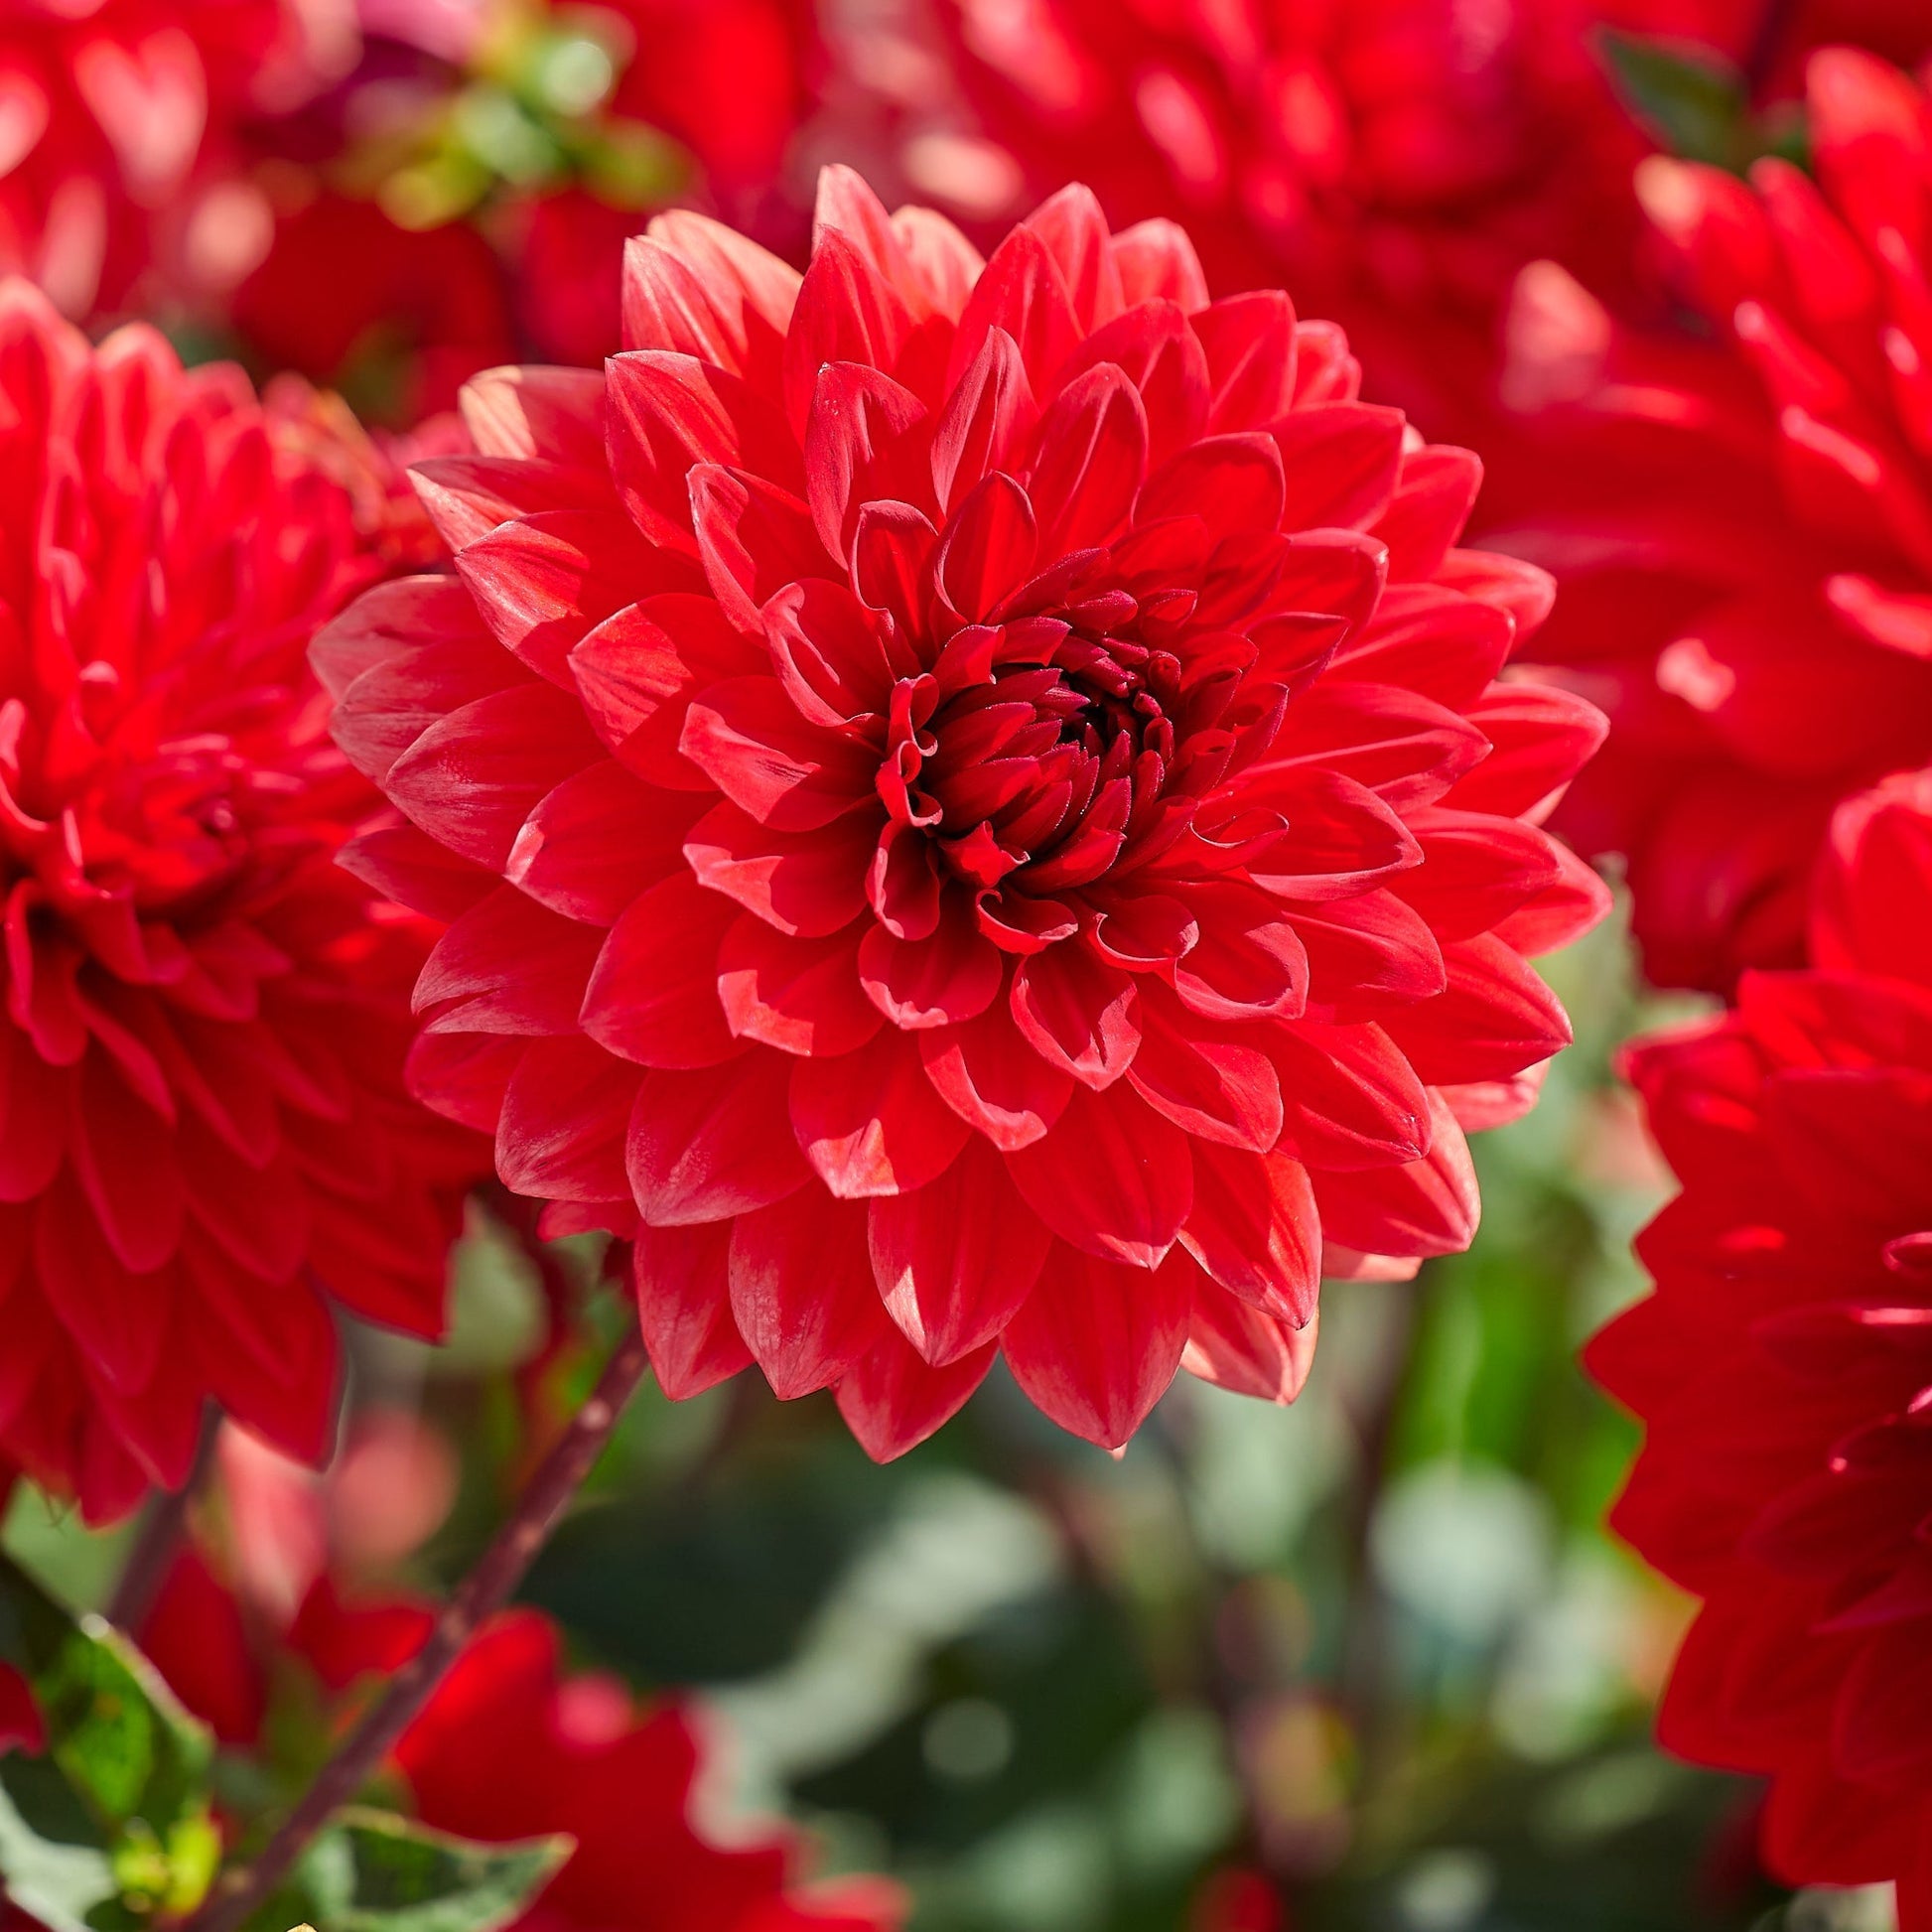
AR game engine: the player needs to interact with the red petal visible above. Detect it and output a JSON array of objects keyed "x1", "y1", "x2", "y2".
[
  {"x1": 687, "y1": 464, "x2": 833, "y2": 634},
  {"x1": 681, "y1": 676, "x2": 879, "y2": 831},
  {"x1": 1265, "y1": 1020, "x2": 1432, "y2": 1172},
  {"x1": 1182, "y1": 1291, "x2": 1316, "y2": 1404},
  {"x1": 581, "y1": 872, "x2": 742, "y2": 1068},
  {"x1": 836, "y1": 1329, "x2": 995, "y2": 1460},
  {"x1": 1312, "y1": 1093, "x2": 1478, "y2": 1256},
  {"x1": 1110, "y1": 218, "x2": 1209, "y2": 311},
  {"x1": 495, "y1": 1035, "x2": 636, "y2": 1201},
  {"x1": 685, "y1": 798, "x2": 874, "y2": 936},
  {"x1": 632, "y1": 1220, "x2": 751, "y2": 1399},
  {"x1": 935, "y1": 472, "x2": 1038, "y2": 624},
  {"x1": 859, "y1": 897, "x2": 1005, "y2": 1030},
  {"x1": 1178, "y1": 1142, "x2": 1318, "y2": 1322},
  {"x1": 718, "y1": 916, "x2": 880, "y2": 1056},
  {"x1": 415, "y1": 887, "x2": 604, "y2": 1036},
  {"x1": 1002, "y1": 1243, "x2": 1192, "y2": 1448},
  {"x1": 919, "y1": 1003, "x2": 1074, "y2": 1149},
  {"x1": 1271, "y1": 403, "x2": 1406, "y2": 529},
  {"x1": 1194, "y1": 291, "x2": 1299, "y2": 433},
  {"x1": 1025, "y1": 184, "x2": 1124, "y2": 332},
  {"x1": 1027, "y1": 362, "x2": 1147, "y2": 556},
  {"x1": 930, "y1": 326, "x2": 1036, "y2": 514},
  {"x1": 506, "y1": 761, "x2": 687, "y2": 925},
  {"x1": 729, "y1": 1186, "x2": 891, "y2": 1397},
  {"x1": 1006, "y1": 1083, "x2": 1192, "y2": 1268},
  {"x1": 803, "y1": 362, "x2": 933, "y2": 559},
  {"x1": 1010, "y1": 945, "x2": 1140, "y2": 1089},
  {"x1": 1126, "y1": 989, "x2": 1283, "y2": 1152},
  {"x1": 781, "y1": 229, "x2": 918, "y2": 438},
  {"x1": 1382, "y1": 934, "x2": 1572, "y2": 1085},
  {"x1": 625, "y1": 1054, "x2": 809, "y2": 1226},
  {"x1": 789, "y1": 1028, "x2": 971, "y2": 1197},
  {"x1": 947, "y1": 224, "x2": 1081, "y2": 402},
  {"x1": 868, "y1": 1136, "x2": 1051, "y2": 1363}
]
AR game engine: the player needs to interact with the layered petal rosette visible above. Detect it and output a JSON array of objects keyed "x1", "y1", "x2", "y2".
[
  {"x1": 323, "y1": 171, "x2": 1606, "y2": 1455},
  {"x1": 1491, "y1": 49, "x2": 1932, "y2": 992},
  {"x1": 0, "y1": 281, "x2": 474, "y2": 1524},
  {"x1": 1589, "y1": 771, "x2": 1932, "y2": 1921}
]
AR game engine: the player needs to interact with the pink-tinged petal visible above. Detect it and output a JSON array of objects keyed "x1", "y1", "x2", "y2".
[
  {"x1": 814, "y1": 165, "x2": 937, "y2": 313},
  {"x1": 680, "y1": 676, "x2": 880, "y2": 831},
  {"x1": 1193, "y1": 291, "x2": 1299, "y2": 433},
  {"x1": 633, "y1": 209, "x2": 800, "y2": 378},
  {"x1": 836, "y1": 1331, "x2": 996, "y2": 1460},
  {"x1": 1027, "y1": 362, "x2": 1147, "y2": 556},
  {"x1": 718, "y1": 916, "x2": 881, "y2": 1056},
  {"x1": 1440, "y1": 1065, "x2": 1549, "y2": 1133},
  {"x1": 1382, "y1": 934, "x2": 1571, "y2": 1084},
  {"x1": 496, "y1": 1035, "x2": 636, "y2": 1201},
  {"x1": 685, "y1": 798, "x2": 874, "y2": 935},
  {"x1": 330, "y1": 630, "x2": 518, "y2": 787},
  {"x1": 1138, "y1": 432, "x2": 1285, "y2": 533},
  {"x1": 931, "y1": 327, "x2": 1037, "y2": 514},
  {"x1": 869, "y1": 823, "x2": 942, "y2": 940},
  {"x1": 1265, "y1": 1020, "x2": 1432, "y2": 1172},
  {"x1": 384, "y1": 684, "x2": 602, "y2": 872},
  {"x1": 919, "y1": 1003, "x2": 1073, "y2": 1149},
  {"x1": 1372, "y1": 445, "x2": 1482, "y2": 581},
  {"x1": 1110, "y1": 218, "x2": 1209, "y2": 312},
  {"x1": 859, "y1": 897, "x2": 1005, "y2": 1030},
  {"x1": 891, "y1": 205, "x2": 985, "y2": 320},
  {"x1": 460, "y1": 364, "x2": 606, "y2": 466},
  {"x1": 1182, "y1": 1291, "x2": 1316, "y2": 1404},
  {"x1": 606, "y1": 349, "x2": 801, "y2": 552},
  {"x1": 1126, "y1": 988, "x2": 1283, "y2": 1151},
  {"x1": 1002, "y1": 1243, "x2": 1192, "y2": 1449},
  {"x1": 416, "y1": 888, "x2": 604, "y2": 1036},
  {"x1": 790, "y1": 1028, "x2": 972, "y2": 1198},
  {"x1": 947, "y1": 224, "x2": 1081, "y2": 401},
  {"x1": 1173, "y1": 881, "x2": 1309, "y2": 1024},
  {"x1": 457, "y1": 510, "x2": 681, "y2": 686},
  {"x1": 632, "y1": 1221, "x2": 751, "y2": 1399},
  {"x1": 1177, "y1": 1142, "x2": 1319, "y2": 1323},
  {"x1": 1089, "y1": 893, "x2": 1198, "y2": 970},
  {"x1": 621, "y1": 233, "x2": 768, "y2": 375},
  {"x1": 936, "y1": 472, "x2": 1039, "y2": 624},
  {"x1": 1026, "y1": 184, "x2": 1125, "y2": 332},
  {"x1": 1271, "y1": 403, "x2": 1406, "y2": 529},
  {"x1": 568, "y1": 593, "x2": 761, "y2": 754},
  {"x1": 729, "y1": 1186, "x2": 892, "y2": 1398},
  {"x1": 412, "y1": 451, "x2": 621, "y2": 552},
  {"x1": 688, "y1": 464, "x2": 835, "y2": 634},
  {"x1": 762, "y1": 578, "x2": 899, "y2": 726},
  {"x1": 1006, "y1": 1083, "x2": 1192, "y2": 1268},
  {"x1": 581, "y1": 871, "x2": 741, "y2": 1068},
  {"x1": 1313, "y1": 1093, "x2": 1478, "y2": 1257},
  {"x1": 1010, "y1": 944, "x2": 1140, "y2": 1088},
  {"x1": 507, "y1": 762, "x2": 693, "y2": 925},
  {"x1": 869, "y1": 1136, "x2": 1051, "y2": 1364},
  {"x1": 312, "y1": 575, "x2": 495, "y2": 702},
  {"x1": 804, "y1": 362, "x2": 934, "y2": 558},
  {"x1": 1055, "y1": 301, "x2": 1208, "y2": 466},
  {"x1": 625, "y1": 1054, "x2": 809, "y2": 1226},
  {"x1": 782, "y1": 229, "x2": 921, "y2": 438}
]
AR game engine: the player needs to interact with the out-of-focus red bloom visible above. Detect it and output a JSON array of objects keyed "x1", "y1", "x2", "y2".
[
  {"x1": 321, "y1": 171, "x2": 1605, "y2": 1455},
  {"x1": 930, "y1": 0, "x2": 1685, "y2": 438},
  {"x1": 1588, "y1": 770, "x2": 1932, "y2": 1922},
  {"x1": 234, "y1": 195, "x2": 515, "y2": 425},
  {"x1": 0, "y1": 280, "x2": 474, "y2": 1525},
  {"x1": 0, "y1": 0, "x2": 328, "y2": 320},
  {"x1": 1489, "y1": 49, "x2": 1932, "y2": 992},
  {"x1": 397, "y1": 1611, "x2": 904, "y2": 1932}
]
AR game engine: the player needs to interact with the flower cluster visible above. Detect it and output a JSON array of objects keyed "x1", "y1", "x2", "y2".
[
  {"x1": 322, "y1": 167, "x2": 1605, "y2": 1456},
  {"x1": 1591, "y1": 773, "x2": 1932, "y2": 1921},
  {"x1": 0, "y1": 279, "x2": 474, "y2": 1523},
  {"x1": 1493, "y1": 49, "x2": 1932, "y2": 993}
]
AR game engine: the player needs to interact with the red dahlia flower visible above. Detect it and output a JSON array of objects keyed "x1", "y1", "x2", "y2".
[
  {"x1": 1588, "y1": 771, "x2": 1932, "y2": 1919},
  {"x1": 396, "y1": 1611, "x2": 903, "y2": 1932},
  {"x1": 1489, "y1": 48, "x2": 1932, "y2": 992},
  {"x1": 0, "y1": 280, "x2": 474, "y2": 1525},
  {"x1": 322, "y1": 170, "x2": 1606, "y2": 1455}
]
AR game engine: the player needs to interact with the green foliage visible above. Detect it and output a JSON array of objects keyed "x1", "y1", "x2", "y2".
[
  {"x1": 1597, "y1": 31, "x2": 1810, "y2": 174},
  {"x1": 287, "y1": 1809, "x2": 570, "y2": 1932}
]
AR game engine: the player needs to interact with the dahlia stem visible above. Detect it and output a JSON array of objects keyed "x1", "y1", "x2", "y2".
[
  {"x1": 185, "y1": 1305, "x2": 650, "y2": 1932},
  {"x1": 107, "y1": 1406, "x2": 217, "y2": 1634}
]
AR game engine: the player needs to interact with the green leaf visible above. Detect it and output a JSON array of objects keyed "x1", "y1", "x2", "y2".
[
  {"x1": 1597, "y1": 31, "x2": 1748, "y2": 169},
  {"x1": 0, "y1": 1553, "x2": 219, "y2": 1928},
  {"x1": 292, "y1": 1808, "x2": 571, "y2": 1932}
]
